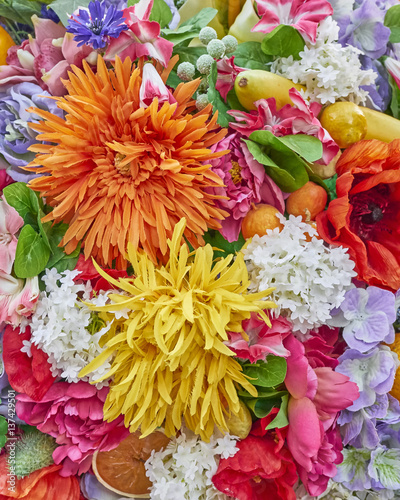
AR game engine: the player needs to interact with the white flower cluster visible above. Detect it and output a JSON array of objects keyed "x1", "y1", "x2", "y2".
[
  {"x1": 28, "y1": 268, "x2": 112, "y2": 387},
  {"x1": 271, "y1": 17, "x2": 376, "y2": 105},
  {"x1": 242, "y1": 215, "x2": 356, "y2": 335},
  {"x1": 145, "y1": 429, "x2": 238, "y2": 500}
]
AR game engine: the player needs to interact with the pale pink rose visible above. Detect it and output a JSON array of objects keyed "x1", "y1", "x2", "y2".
[
  {"x1": 139, "y1": 62, "x2": 176, "y2": 108},
  {"x1": 0, "y1": 272, "x2": 39, "y2": 326},
  {"x1": 216, "y1": 56, "x2": 245, "y2": 101},
  {"x1": 0, "y1": 198, "x2": 23, "y2": 274},
  {"x1": 16, "y1": 381, "x2": 130, "y2": 476},
  {"x1": 252, "y1": 0, "x2": 333, "y2": 43},
  {"x1": 105, "y1": 0, "x2": 173, "y2": 67}
]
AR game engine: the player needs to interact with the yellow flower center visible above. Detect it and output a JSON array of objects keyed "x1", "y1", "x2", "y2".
[
  {"x1": 114, "y1": 153, "x2": 131, "y2": 177},
  {"x1": 229, "y1": 161, "x2": 242, "y2": 184}
]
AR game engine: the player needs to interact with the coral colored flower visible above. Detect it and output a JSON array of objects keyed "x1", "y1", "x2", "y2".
[
  {"x1": 208, "y1": 131, "x2": 285, "y2": 242},
  {"x1": 213, "y1": 410, "x2": 297, "y2": 500},
  {"x1": 105, "y1": 0, "x2": 173, "y2": 66},
  {"x1": 216, "y1": 56, "x2": 245, "y2": 101},
  {"x1": 227, "y1": 312, "x2": 291, "y2": 362},
  {"x1": 25, "y1": 57, "x2": 228, "y2": 268},
  {"x1": 0, "y1": 16, "x2": 93, "y2": 96},
  {"x1": 252, "y1": 0, "x2": 333, "y2": 43},
  {"x1": 0, "y1": 198, "x2": 23, "y2": 274},
  {"x1": 0, "y1": 462, "x2": 80, "y2": 500},
  {"x1": 0, "y1": 273, "x2": 39, "y2": 326},
  {"x1": 230, "y1": 89, "x2": 339, "y2": 165},
  {"x1": 2, "y1": 325, "x2": 55, "y2": 401},
  {"x1": 16, "y1": 381, "x2": 129, "y2": 476},
  {"x1": 316, "y1": 139, "x2": 400, "y2": 291}
]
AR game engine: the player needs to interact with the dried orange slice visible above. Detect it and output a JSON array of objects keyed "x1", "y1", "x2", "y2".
[{"x1": 92, "y1": 430, "x2": 170, "y2": 498}]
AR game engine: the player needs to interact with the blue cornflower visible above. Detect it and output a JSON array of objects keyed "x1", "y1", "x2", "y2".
[{"x1": 67, "y1": 0, "x2": 127, "y2": 50}]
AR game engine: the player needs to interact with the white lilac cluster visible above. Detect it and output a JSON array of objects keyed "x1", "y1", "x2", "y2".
[
  {"x1": 26, "y1": 268, "x2": 112, "y2": 387},
  {"x1": 242, "y1": 214, "x2": 356, "y2": 335},
  {"x1": 145, "y1": 429, "x2": 238, "y2": 500},
  {"x1": 271, "y1": 17, "x2": 376, "y2": 105}
]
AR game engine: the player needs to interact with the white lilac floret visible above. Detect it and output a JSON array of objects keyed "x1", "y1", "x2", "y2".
[
  {"x1": 207, "y1": 39, "x2": 226, "y2": 59},
  {"x1": 196, "y1": 54, "x2": 215, "y2": 75},
  {"x1": 196, "y1": 93, "x2": 210, "y2": 111},
  {"x1": 221, "y1": 35, "x2": 238, "y2": 55},
  {"x1": 28, "y1": 269, "x2": 113, "y2": 387},
  {"x1": 242, "y1": 214, "x2": 356, "y2": 334},
  {"x1": 145, "y1": 428, "x2": 238, "y2": 500},
  {"x1": 199, "y1": 26, "x2": 218, "y2": 46},
  {"x1": 177, "y1": 61, "x2": 196, "y2": 81}
]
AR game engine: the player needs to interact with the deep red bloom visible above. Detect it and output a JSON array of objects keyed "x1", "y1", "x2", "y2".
[
  {"x1": 212, "y1": 410, "x2": 297, "y2": 500},
  {"x1": 74, "y1": 254, "x2": 128, "y2": 293},
  {"x1": 2, "y1": 325, "x2": 55, "y2": 401},
  {"x1": 317, "y1": 139, "x2": 400, "y2": 291}
]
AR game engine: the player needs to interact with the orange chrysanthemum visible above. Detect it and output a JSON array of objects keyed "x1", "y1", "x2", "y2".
[{"x1": 25, "y1": 56, "x2": 228, "y2": 268}]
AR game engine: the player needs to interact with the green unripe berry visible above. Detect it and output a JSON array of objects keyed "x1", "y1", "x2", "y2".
[
  {"x1": 207, "y1": 39, "x2": 225, "y2": 59},
  {"x1": 198, "y1": 78, "x2": 209, "y2": 93},
  {"x1": 222, "y1": 35, "x2": 238, "y2": 55},
  {"x1": 15, "y1": 430, "x2": 57, "y2": 479},
  {"x1": 177, "y1": 61, "x2": 196, "y2": 81},
  {"x1": 196, "y1": 93, "x2": 210, "y2": 111},
  {"x1": 199, "y1": 26, "x2": 218, "y2": 46},
  {"x1": 196, "y1": 54, "x2": 214, "y2": 75}
]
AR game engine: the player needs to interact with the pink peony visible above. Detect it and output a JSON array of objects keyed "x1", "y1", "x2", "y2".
[
  {"x1": 229, "y1": 89, "x2": 339, "y2": 165},
  {"x1": 16, "y1": 381, "x2": 129, "y2": 476},
  {"x1": 105, "y1": 0, "x2": 173, "y2": 67},
  {"x1": 0, "y1": 16, "x2": 93, "y2": 95},
  {"x1": 227, "y1": 312, "x2": 291, "y2": 362},
  {"x1": 208, "y1": 131, "x2": 285, "y2": 242},
  {"x1": 284, "y1": 334, "x2": 359, "y2": 495},
  {"x1": 0, "y1": 273, "x2": 39, "y2": 326},
  {"x1": 0, "y1": 198, "x2": 23, "y2": 274},
  {"x1": 216, "y1": 56, "x2": 245, "y2": 101},
  {"x1": 252, "y1": 0, "x2": 333, "y2": 43}
]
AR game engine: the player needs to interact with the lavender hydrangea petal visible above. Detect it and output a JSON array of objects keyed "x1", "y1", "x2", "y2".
[
  {"x1": 368, "y1": 448, "x2": 400, "y2": 490},
  {"x1": 334, "y1": 447, "x2": 372, "y2": 490}
]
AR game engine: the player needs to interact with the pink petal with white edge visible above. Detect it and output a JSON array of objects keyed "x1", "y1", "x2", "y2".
[
  {"x1": 140, "y1": 63, "x2": 176, "y2": 107},
  {"x1": 385, "y1": 57, "x2": 400, "y2": 90}
]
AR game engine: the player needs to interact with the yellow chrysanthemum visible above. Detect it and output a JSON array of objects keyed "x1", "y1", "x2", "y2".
[{"x1": 80, "y1": 218, "x2": 276, "y2": 440}]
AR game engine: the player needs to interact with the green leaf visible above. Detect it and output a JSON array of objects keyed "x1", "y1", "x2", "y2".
[
  {"x1": 0, "y1": 0, "x2": 42, "y2": 25},
  {"x1": 246, "y1": 396, "x2": 281, "y2": 419},
  {"x1": 208, "y1": 61, "x2": 233, "y2": 127},
  {"x1": 14, "y1": 225, "x2": 51, "y2": 278},
  {"x1": 232, "y1": 41, "x2": 273, "y2": 70},
  {"x1": 389, "y1": 75, "x2": 400, "y2": 119},
  {"x1": 203, "y1": 230, "x2": 245, "y2": 259},
  {"x1": 265, "y1": 394, "x2": 289, "y2": 430},
  {"x1": 278, "y1": 134, "x2": 323, "y2": 163},
  {"x1": 261, "y1": 25, "x2": 305, "y2": 59},
  {"x1": 323, "y1": 174, "x2": 337, "y2": 201},
  {"x1": 149, "y1": 0, "x2": 172, "y2": 28},
  {"x1": 3, "y1": 182, "x2": 41, "y2": 222},
  {"x1": 163, "y1": 8, "x2": 217, "y2": 45},
  {"x1": 385, "y1": 5, "x2": 400, "y2": 43},
  {"x1": 238, "y1": 388, "x2": 287, "y2": 400},
  {"x1": 243, "y1": 356, "x2": 287, "y2": 388},
  {"x1": 49, "y1": 0, "x2": 90, "y2": 26},
  {"x1": 180, "y1": 7, "x2": 218, "y2": 29},
  {"x1": 172, "y1": 45, "x2": 207, "y2": 66},
  {"x1": 45, "y1": 223, "x2": 81, "y2": 272},
  {"x1": 245, "y1": 130, "x2": 309, "y2": 192},
  {"x1": 0, "y1": 416, "x2": 7, "y2": 436}
]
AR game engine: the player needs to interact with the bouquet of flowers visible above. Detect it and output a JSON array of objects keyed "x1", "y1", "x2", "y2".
[{"x1": 0, "y1": 0, "x2": 400, "y2": 498}]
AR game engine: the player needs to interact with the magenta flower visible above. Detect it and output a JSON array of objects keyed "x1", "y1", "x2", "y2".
[
  {"x1": 105, "y1": 0, "x2": 173, "y2": 67},
  {"x1": 215, "y1": 56, "x2": 245, "y2": 101},
  {"x1": 229, "y1": 89, "x2": 340, "y2": 165},
  {"x1": 252, "y1": 0, "x2": 333, "y2": 43},
  {"x1": 0, "y1": 16, "x2": 93, "y2": 96},
  {"x1": 16, "y1": 381, "x2": 129, "y2": 476},
  {"x1": 227, "y1": 313, "x2": 291, "y2": 362},
  {"x1": 208, "y1": 131, "x2": 285, "y2": 242},
  {"x1": 0, "y1": 198, "x2": 23, "y2": 274}
]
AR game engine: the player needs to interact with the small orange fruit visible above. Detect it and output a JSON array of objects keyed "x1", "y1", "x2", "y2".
[
  {"x1": 286, "y1": 181, "x2": 328, "y2": 222},
  {"x1": 92, "y1": 430, "x2": 170, "y2": 498},
  {"x1": 0, "y1": 26, "x2": 15, "y2": 66},
  {"x1": 241, "y1": 204, "x2": 283, "y2": 239}
]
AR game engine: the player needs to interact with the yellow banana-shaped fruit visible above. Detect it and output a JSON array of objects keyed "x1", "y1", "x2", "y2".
[
  {"x1": 320, "y1": 101, "x2": 400, "y2": 148},
  {"x1": 228, "y1": 0, "x2": 264, "y2": 44},
  {"x1": 234, "y1": 69, "x2": 306, "y2": 111}
]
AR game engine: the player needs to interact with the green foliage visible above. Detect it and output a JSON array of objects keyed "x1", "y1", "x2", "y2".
[
  {"x1": 14, "y1": 225, "x2": 51, "y2": 278},
  {"x1": 385, "y1": 5, "x2": 400, "y2": 43},
  {"x1": 15, "y1": 429, "x2": 57, "y2": 478},
  {"x1": 0, "y1": 0, "x2": 42, "y2": 25},
  {"x1": 149, "y1": 0, "x2": 172, "y2": 28},
  {"x1": 0, "y1": 416, "x2": 7, "y2": 450},
  {"x1": 49, "y1": 0, "x2": 90, "y2": 26},
  {"x1": 207, "y1": 61, "x2": 233, "y2": 127},
  {"x1": 242, "y1": 356, "x2": 287, "y2": 388},
  {"x1": 261, "y1": 25, "x2": 305, "y2": 59},
  {"x1": 162, "y1": 8, "x2": 218, "y2": 45},
  {"x1": 232, "y1": 41, "x2": 273, "y2": 70},
  {"x1": 323, "y1": 174, "x2": 337, "y2": 201},
  {"x1": 265, "y1": 394, "x2": 289, "y2": 430},
  {"x1": 389, "y1": 74, "x2": 400, "y2": 119},
  {"x1": 203, "y1": 229, "x2": 245, "y2": 260}
]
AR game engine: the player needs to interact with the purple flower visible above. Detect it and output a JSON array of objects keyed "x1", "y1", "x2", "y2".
[
  {"x1": 67, "y1": 0, "x2": 128, "y2": 50},
  {"x1": 40, "y1": 4, "x2": 60, "y2": 23},
  {"x1": 361, "y1": 56, "x2": 391, "y2": 112},
  {"x1": 336, "y1": 347, "x2": 397, "y2": 412},
  {"x1": 330, "y1": 287, "x2": 396, "y2": 353},
  {"x1": 339, "y1": 0, "x2": 391, "y2": 59}
]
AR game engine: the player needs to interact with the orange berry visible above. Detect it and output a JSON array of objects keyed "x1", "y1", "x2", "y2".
[
  {"x1": 286, "y1": 181, "x2": 328, "y2": 222},
  {"x1": 0, "y1": 26, "x2": 15, "y2": 66},
  {"x1": 241, "y1": 204, "x2": 283, "y2": 239}
]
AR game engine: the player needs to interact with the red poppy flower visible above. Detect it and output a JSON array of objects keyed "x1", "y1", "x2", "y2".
[
  {"x1": 317, "y1": 139, "x2": 400, "y2": 291},
  {"x1": 212, "y1": 410, "x2": 297, "y2": 500},
  {"x1": 73, "y1": 254, "x2": 128, "y2": 293},
  {"x1": 2, "y1": 325, "x2": 55, "y2": 401}
]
